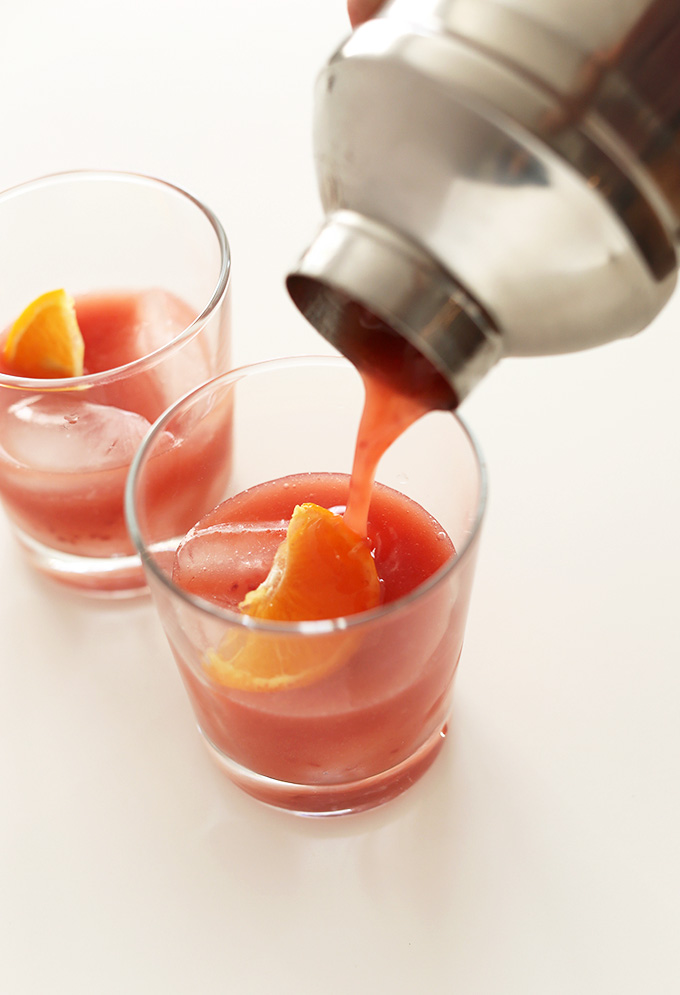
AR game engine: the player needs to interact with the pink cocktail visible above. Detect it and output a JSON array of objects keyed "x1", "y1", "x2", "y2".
[
  {"x1": 0, "y1": 172, "x2": 231, "y2": 595},
  {"x1": 127, "y1": 357, "x2": 485, "y2": 815}
]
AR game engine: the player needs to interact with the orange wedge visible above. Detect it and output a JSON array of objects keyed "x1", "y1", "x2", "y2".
[
  {"x1": 241, "y1": 503, "x2": 381, "y2": 621},
  {"x1": 204, "y1": 503, "x2": 381, "y2": 692},
  {"x1": 3, "y1": 289, "x2": 84, "y2": 378}
]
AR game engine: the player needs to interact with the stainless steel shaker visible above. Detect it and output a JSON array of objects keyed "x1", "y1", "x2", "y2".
[{"x1": 286, "y1": 0, "x2": 680, "y2": 406}]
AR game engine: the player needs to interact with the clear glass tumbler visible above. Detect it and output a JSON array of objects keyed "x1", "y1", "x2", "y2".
[
  {"x1": 126, "y1": 357, "x2": 486, "y2": 815},
  {"x1": 0, "y1": 170, "x2": 231, "y2": 595}
]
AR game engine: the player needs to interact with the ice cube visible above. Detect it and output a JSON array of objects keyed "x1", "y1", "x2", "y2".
[
  {"x1": 138, "y1": 290, "x2": 213, "y2": 407},
  {"x1": 77, "y1": 289, "x2": 199, "y2": 371},
  {"x1": 0, "y1": 394, "x2": 152, "y2": 473},
  {"x1": 78, "y1": 289, "x2": 212, "y2": 421},
  {"x1": 134, "y1": 288, "x2": 198, "y2": 357},
  {"x1": 173, "y1": 521, "x2": 288, "y2": 609}
]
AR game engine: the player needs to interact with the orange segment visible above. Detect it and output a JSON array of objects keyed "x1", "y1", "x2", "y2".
[
  {"x1": 204, "y1": 503, "x2": 381, "y2": 692},
  {"x1": 3, "y1": 289, "x2": 84, "y2": 378},
  {"x1": 204, "y1": 627, "x2": 359, "y2": 693},
  {"x1": 240, "y1": 503, "x2": 381, "y2": 621}
]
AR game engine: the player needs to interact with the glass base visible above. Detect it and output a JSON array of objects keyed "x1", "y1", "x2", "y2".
[
  {"x1": 200, "y1": 721, "x2": 448, "y2": 817},
  {"x1": 13, "y1": 526, "x2": 148, "y2": 598}
]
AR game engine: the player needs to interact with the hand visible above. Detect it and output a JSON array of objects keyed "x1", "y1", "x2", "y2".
[{"x1": 348, "y1": 0, "x2": 384, "y2": 27}]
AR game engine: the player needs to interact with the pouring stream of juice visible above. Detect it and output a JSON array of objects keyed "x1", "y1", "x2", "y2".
[{"x1": 343, "y1": 372, "x2": 431, "y2": 538}]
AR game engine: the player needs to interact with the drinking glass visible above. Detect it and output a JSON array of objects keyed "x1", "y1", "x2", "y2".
[
  {"x1": 0, "y1": 170, "x2": 231, "y2": 595},
  {"x1": 126, "y1": 356, "x2": 485, "y2": 815}
]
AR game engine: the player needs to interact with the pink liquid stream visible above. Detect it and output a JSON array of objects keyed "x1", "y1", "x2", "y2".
[{"x1": 343, "y1": 372, "x2": 431, "y2": 538}]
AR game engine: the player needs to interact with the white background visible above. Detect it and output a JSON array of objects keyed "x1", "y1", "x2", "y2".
[{"x1": 1, "y1": 3, "x2": 679, "y2": 993}]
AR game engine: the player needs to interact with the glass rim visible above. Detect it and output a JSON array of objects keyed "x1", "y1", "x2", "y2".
[
  {"x1": 125, "y1": 354, "x2": 488, "y2": 634},
  {"x1": 0, "y1": 169, "x2": 231, "y2": 391}
]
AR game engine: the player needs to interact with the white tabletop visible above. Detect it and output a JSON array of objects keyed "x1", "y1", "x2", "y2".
[{"x1": 1, "y1": 3, "x2": 679, "y2": 993}]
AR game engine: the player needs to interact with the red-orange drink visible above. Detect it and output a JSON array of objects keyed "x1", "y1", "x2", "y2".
[
  {"x1": 128, "y1": 357, "x2": 484, "y2": 814},
  {"x1": 0, "y1": 170, "x2": 232, "y2": 594},
  {"x1": 172, "y1": 471, "x2": 459, "y2": 802},
  {"x1": 0, "y1": 291, "x2": 232, "y2": 592}
]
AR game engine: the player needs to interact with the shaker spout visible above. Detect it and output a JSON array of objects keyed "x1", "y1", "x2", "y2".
[{"x1": 287, "y1": 210, "x2": 502, "y2": 408}]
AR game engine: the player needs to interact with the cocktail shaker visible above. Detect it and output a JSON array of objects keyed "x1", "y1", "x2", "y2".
[{"x1": 287, "y1": 0, "x2": 680, "y2": 406}]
